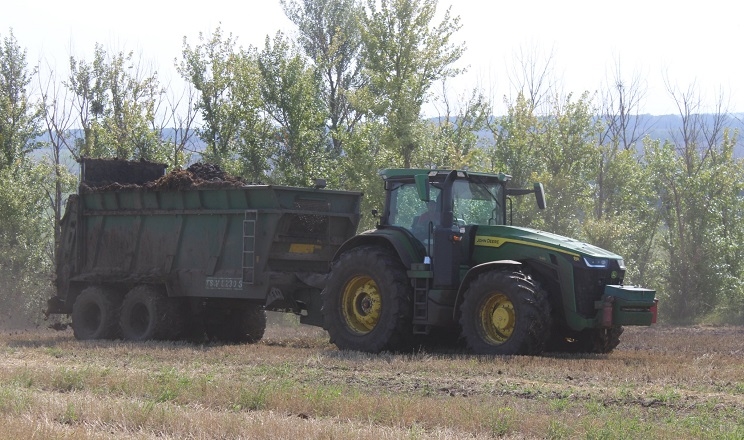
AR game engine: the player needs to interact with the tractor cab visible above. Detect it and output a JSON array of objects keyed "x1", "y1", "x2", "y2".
[{"x1": 379, "y1": 169, "x2": 545, "y2": 290}]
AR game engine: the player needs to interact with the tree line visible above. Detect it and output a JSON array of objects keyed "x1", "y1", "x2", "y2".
[{"x1": 1, "y1": 0, "x2": 742, "y2": 326}]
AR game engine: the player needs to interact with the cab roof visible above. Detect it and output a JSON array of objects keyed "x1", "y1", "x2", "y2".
[{"x1": 379, "y1": 169, "x2": 511, "y2": 183}]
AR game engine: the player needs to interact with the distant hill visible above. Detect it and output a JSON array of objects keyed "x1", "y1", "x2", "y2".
[
  {"x1": 448, "y1": 113, "x2": 744, "y2": 158},
  {"x1": 31, "y1": 114, "x2": 744, "y2": 167},
  {"x1": 636, "y1": 114, "x2": 744, "y2": 157}
]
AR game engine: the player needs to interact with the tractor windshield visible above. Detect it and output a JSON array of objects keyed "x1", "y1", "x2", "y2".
[
  {"x1": 453, "y1": 180, "x2": 505, "y2": 226},
  {"x1": 387, "y1": 179, "x2": 504, "y2": 232}
]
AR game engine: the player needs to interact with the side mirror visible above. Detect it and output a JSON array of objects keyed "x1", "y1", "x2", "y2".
[
  {"x1": 414, "y1": 173, "x2": 430, "y2": 202},
  {"x1": 534, "y1": 183, "x2": 546, "y2": 209}
]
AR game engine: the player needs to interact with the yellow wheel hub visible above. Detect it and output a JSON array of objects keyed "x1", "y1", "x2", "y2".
[
  {"x1": 479, "y1": 293, "x2": 515, "y2": 344},
  {"x1": 341, "y1": 275, "x2": 382, "y2": 334}
]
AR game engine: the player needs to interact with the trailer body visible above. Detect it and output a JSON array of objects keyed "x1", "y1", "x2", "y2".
[{"x1": 48, "y1": 159, "x2": 361, "y2": 339}]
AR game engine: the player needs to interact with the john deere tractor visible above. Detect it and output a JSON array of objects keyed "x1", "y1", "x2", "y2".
[{"x1": 321, "y1": 169, "x2": 657, "y2": 355}]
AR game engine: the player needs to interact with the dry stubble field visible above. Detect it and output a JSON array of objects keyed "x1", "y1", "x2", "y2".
[{"x1": 0, "y1": 319, "x2": 742, "y2": 439}]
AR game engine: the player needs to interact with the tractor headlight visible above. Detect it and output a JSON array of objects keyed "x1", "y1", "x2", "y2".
[
  {"x1": 617, "y1": 259, "x2": 626, "y2": 270},
  {"x1": 583, "y1": 257, "x2": 609, "y2": 268}
]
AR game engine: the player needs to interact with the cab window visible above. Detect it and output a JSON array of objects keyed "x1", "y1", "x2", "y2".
[{"x1": 388, "y1": 183, "x2": 441, "y2": 231}]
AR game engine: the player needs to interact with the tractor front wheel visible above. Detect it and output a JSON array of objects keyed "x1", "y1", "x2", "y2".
[
  {"x1": 548, "y1": 326, "x2": 624, "y2": 354},
  {"x1": 459, "y1": 270, "x2": 551, "y2": 355}
]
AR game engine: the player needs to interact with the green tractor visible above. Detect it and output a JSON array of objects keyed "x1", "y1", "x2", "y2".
[{"x1": 322, "y1": 169, "x2": 657, "y2": 355}]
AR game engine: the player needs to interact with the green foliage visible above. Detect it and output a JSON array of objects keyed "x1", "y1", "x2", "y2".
[
  {"x1": 361, "y1": 0, "x2": 464, "y2": 167},
  {"x1": 486, "y1": 93, "x2": 543, "y2": 187},
  {"x1": 179, "y1": 27, "x2": 274, "y2": 180},
  {"x1": 335, "y1": 120, "x2": 389, "y2": 230},
  {"x1": 281, "y1": 0, "x2": 366, "y2": 156},
  {"x1": 67, "y1": 45, "x2": 168, "y2": 162},
  {"x1": 645, "y1": 131, "x2": 744, "y2": 323},
  {"x1": 417, "y1": 89, "x2": 489, "y2": 170},
  {"x1": 585, "y1": 145, "x2": 662, "y2": 287},
  {"x1": 259, "y1": 32, "x2": 330, "y2": 186},
  {"x1": 0, "y1": 29, "x2": 40, "y2": 171},
  {"x1": 486, "y1": 92, "x2": 600, "y2": 236},
  {"x1": 0, "y1": 30, "x2": 55, "y2": 327},
  {"x1": 232, "y1": 52, "x2": 275, "y2": 183},
  {"x1": 0, "y1": 160, "x2": 55, "y2": 326}
]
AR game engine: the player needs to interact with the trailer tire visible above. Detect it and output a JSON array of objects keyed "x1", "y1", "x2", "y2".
[
  {"x1": 71, "y1": 286, "x2": 121, "y2": 340},
  {"x1": 238, "y1": 305, "x2": 267, "y2": 343},
  {"x1": 459, "y1": 270, "x2": 551, "y2": 355},
  {"x1": 119, "y1": 286, "x2": 169, "y2": 341},
  {"x1": 322, "y1": 245, "x2": 413, "y2": 353},
  {"x1": 205, "y1": 302, "x2": 266, "y2": 343}
]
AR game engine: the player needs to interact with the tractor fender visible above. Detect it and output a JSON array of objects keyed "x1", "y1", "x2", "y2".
[
  {"x1": 452, "y1": 260, "x2": 523, "y2": 319},
  {"x1": 332, "y1": 227, "x2": 426, "y2": 270}
]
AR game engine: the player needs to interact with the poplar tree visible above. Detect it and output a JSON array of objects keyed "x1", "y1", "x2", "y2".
[{"x1": 360, "y1": 0, "x2": 464, "y2": 167}]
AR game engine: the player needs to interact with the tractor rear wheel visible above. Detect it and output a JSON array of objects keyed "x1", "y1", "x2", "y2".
[
  {"x1": 322, "y1": 245, "x2": 413, "y2": 353},
  {"x1": 71, "y1": 286, "x2": 121, "y2": 340},
  {"x1": 459, "y1": 270, "x2": 551, "y2": 355}
]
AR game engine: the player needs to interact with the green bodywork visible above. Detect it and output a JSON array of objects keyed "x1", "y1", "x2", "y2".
[
  {"x1": 367, "y1": 168, "x2": 657, "y2": 332},
  {"x1": 469, "y1": 225, "x2": 654, "y2": 330},
  {"x1": 48, "y1": 159, "x2": 362, "y2": 325}
]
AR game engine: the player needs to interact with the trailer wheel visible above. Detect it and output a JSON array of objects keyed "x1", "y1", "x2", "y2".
[
  {"x1": 71, "y1": 286, "x2": 121, "y2": 340},
  {"x1": 205, "y1": 303, "x2": 267, "y2": 343},
  {"x1": 119, "y1": 286, "x2": 169, "y2": 341},
  {"x1": 459, "y1": 270, "x2": 551, "y2": 355},
  {"x1": 238, "y1": 305, "x2": 267, "y2": 343},
  {"x1": 322, "y1": 245, "x2": 413, "y2": 353}
]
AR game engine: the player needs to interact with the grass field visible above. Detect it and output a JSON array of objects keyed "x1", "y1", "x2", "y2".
[{"x1": 1, "y1": 319, "x2": 742, "y2": 439}]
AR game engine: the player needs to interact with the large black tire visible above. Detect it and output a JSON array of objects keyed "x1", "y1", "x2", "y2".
[
  {"x1": 593, "y1": 326, "x2": 624, "y2": 353},
  {"x1": 322, "y1": 245, "x2": 413, "y2": 353},
  {"x1": 119, "y1": 285, "x2": 173, "y2": 341},
  {"x1": 548, "y1": 326, "x2": 624, "y2": 354},
  {"x1": 71, "y1": 286, "x2": 121, "y2": 340},
  {"x1": 205, "y1": 302, "x2": 267, "y2": 343},
  {"x1": 459, "y1": 270, "x2": 551, "y2": 355}
]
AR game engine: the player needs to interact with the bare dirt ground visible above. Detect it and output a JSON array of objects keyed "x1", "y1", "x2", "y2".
[{"x1": 0, "y1": 322, "x2": 742, "y2": 439}]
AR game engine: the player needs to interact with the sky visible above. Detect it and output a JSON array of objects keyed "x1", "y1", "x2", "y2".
[{"x1": 3, "y1": 0, "x2": 742, "y2": 116}]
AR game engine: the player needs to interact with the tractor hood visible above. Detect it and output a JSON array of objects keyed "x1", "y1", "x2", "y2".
[{"x1": 473, "y1": 225, "x2": 623, "y2": 261}]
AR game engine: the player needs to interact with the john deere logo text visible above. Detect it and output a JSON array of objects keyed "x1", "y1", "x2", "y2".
[{"x1": 474, "y1": 236, "x2": 505, "y2": 248}]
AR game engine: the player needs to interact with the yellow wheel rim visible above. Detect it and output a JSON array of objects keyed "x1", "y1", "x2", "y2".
[
  {"x1": 341, "y1": 275, "x2": 382, "y2": 334},
  {"x1": 478, "y1": 293, "x2": 515, "y2": 344}
]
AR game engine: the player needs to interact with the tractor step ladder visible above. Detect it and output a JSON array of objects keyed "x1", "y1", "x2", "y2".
[
  {"x1": 410, "y1": 261, "x2": 432, "y2": 335},
  {"x1": 242, "y1": 210, "x2": 257, "y2": 284},
  {"x1": 412, "y1": 275, "x2": 430, "y2": 335},
  {"x1": 413, "y1": 277, "x2": 428, "y2": 321}
]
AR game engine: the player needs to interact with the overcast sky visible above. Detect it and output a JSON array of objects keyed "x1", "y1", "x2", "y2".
[{"x1": 3, "y1": 0, "x2": 741, "y2": 116}]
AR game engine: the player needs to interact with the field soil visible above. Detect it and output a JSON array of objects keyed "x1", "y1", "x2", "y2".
[{"x1": 0, "y1": 320, "x2": 742, "y2": 439}]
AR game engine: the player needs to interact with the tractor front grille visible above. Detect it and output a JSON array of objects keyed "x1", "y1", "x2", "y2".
[{"x1": 572, "y1": 268, "x2": 613, "y2": 318}]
